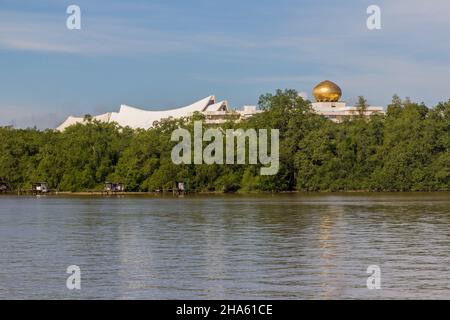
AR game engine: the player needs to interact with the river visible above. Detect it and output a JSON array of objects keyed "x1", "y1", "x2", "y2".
[{"x1": 0, "y1": 193, "x2": 449, "y2": 299}]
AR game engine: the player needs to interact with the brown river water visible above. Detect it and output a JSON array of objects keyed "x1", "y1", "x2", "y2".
[{"x1": 0, "y1": 193, "x2": 449, "y2": 299}]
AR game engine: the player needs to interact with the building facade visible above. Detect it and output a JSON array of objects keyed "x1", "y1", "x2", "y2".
[
  {"x1": 56, "y1": 81, "x2": 384, "y2": 130},
  {"x1": 57, "y1": 95, "x2": 261, "y2": 131},
  {"x1": 310, "y1": 80, "x2": 384, "y2": 122}
]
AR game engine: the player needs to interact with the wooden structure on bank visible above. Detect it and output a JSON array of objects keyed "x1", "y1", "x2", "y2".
[
  {"x1": 32, "y1": 182, "x2": 49, "y2": 194},
  {"x1": 104, "y1": 182, "x2": 125, "y2": 194},
  {"x1": 173, "y1": 180, "x2": 189, "y2": 196},
  {"x1": 0, "y1": 181, "x2": 8, "y2": 193}
]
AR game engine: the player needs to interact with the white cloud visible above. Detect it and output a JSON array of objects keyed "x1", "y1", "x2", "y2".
[
  {"x1": 2, "y1": 0, "x2": 450, "y2": 129},
  {"x1": 0, "y1": 11, "x2": 193, "y2": 55}
]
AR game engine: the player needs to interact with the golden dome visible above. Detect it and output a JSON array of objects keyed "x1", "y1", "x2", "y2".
[{"x1": 312, "y1": 80, "x2": 342, "y2": 102}]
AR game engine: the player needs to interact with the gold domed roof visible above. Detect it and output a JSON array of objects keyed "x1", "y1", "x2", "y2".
[{"x1": 312, "y1": 80, "x2": 342, "y2": 102}]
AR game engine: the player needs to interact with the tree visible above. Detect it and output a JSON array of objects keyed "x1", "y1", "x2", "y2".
[
  {"x1": 355, "y1": 96, "x2": 368, "y2": 117},
  {"x1": 0, "y1": 90, "x2": 448, "y2": 193}
]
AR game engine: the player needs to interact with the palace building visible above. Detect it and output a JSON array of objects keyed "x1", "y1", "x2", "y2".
[
  {"x1": 57, "y1": 96, "x2": 260, "y2": 131},
  {"x1": 311, "y1": 80, "x2": 384, "y2": 122},
  {"x1": 56, "y1": 81, "x2": 384, "y2": 131}
]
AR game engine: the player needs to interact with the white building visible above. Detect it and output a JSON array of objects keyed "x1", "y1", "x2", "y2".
[
  {"x1": 310, "y1": 80, "x2": 384, "y2": 122},
  {"x1": 57, "y1": 81, "x2": 384, "y2": 131},
  {"x1": 312, "y1": 101, "x2": 384, "y2": 123},
  {"x1": 57, "y1": 95, "x2": 261, "y2": 131}
]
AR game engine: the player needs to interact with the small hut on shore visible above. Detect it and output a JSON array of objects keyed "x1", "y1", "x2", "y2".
[
  {"x1": 0, "y1": 181, "x2": 8, "y2": 193},
  {"x1": 173, "y1": 180, "x2": 188, "y2": 195},
  {"x1": 32, "y1": 182, "x2": 49, "y2": 194},
  {"x1": 104, "y1": 182, "x2": 125, "y2": 193}
]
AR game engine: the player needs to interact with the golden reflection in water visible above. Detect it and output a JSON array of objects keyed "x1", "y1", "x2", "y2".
[
  {"x1": 317, "y1": 206, "x2": 344, "y2": 299},
  {"x1": 203, "y1": 215, "x2": 227, "y2": 299},
  {"x1": 117, "y1": 221, "x2": 154, "y2": 295}
]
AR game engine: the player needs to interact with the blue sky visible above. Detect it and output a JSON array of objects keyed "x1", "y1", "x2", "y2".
[{"x1": 1, "y1": 0, "x2": 450, "y2": 128}]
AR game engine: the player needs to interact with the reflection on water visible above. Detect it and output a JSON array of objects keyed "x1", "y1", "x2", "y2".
[{"x1": 0, "y1": 193, "x2": 449, "y2": 299}]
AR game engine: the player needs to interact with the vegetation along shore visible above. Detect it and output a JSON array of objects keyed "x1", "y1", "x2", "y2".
[{"x1": 0, "y1": 90, "x2": 449, "y2": 193}]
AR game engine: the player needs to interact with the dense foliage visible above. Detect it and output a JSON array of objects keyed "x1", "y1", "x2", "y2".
[{"x1": 1, "y1": 90, "x2": 449, "y2": 192}]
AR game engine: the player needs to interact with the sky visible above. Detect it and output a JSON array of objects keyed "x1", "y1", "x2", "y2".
[{"x1": 1, "y1": 0, "x2": 450, "y2": 128}]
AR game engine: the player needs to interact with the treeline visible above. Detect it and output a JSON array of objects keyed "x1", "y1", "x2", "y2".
[{"x1": 0, "y1": 90, "x2": 449, "y2": 192}]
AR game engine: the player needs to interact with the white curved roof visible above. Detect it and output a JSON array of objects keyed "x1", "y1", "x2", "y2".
[
  {"x1": 204, "y1": 100, "x2": 228, "y2": 112},
  {"x1": 57, "y1": 116, "x2": 85, "y2": 131},
  {"x1": 57, "y1": 112, "x2": 117, "y2": 131},
  {"x1": 57, "y1": 95, "x2": 222, "y2": 131}
]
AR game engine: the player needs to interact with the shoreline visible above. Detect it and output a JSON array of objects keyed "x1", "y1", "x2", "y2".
[{"x1": 1, "y1": 190, "x2": 450, "y2": 197}]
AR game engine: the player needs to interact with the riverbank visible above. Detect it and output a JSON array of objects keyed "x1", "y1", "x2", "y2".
[
  {"x1": 2, "y1": 93, "x2": 449, "y2": 196},
  {"x1": 2, "y1": 190, "x2": 449, "y2": 197}
]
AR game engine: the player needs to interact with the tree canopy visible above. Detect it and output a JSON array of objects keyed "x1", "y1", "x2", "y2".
[{"x1": 0, "y1": 90, "x2": 449, "y2": 192}]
